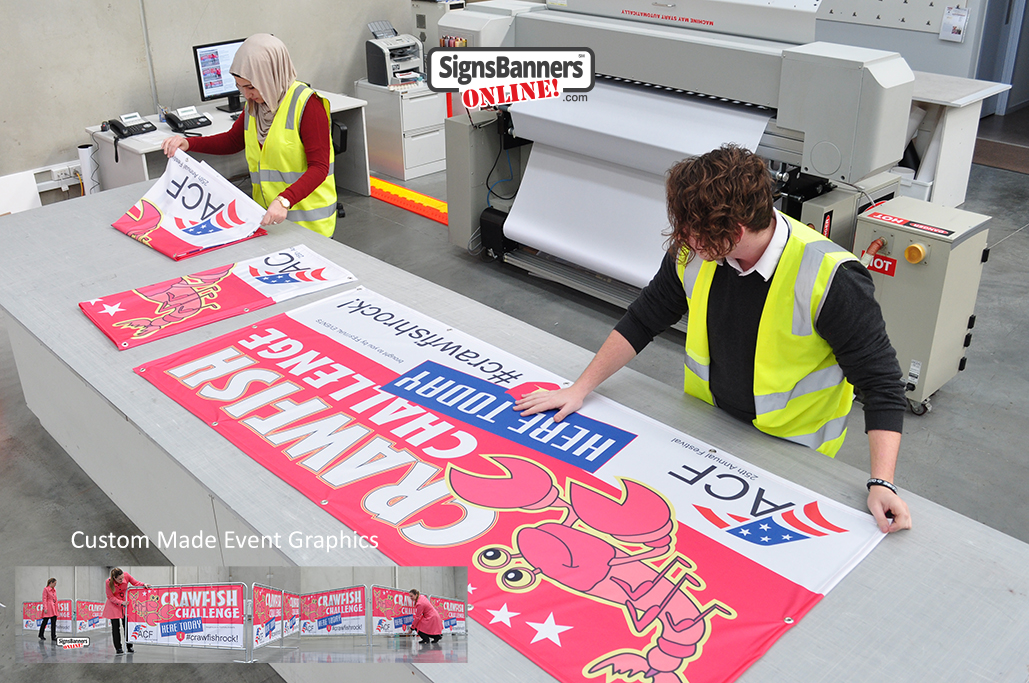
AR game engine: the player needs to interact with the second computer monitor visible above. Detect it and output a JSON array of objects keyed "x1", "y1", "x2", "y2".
[{"x1": 193, "y1": 38, "x2": 245, "y2": 113}]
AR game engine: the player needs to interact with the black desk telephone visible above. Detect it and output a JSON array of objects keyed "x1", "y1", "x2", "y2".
[
  {"x1": 166, "y1": 108, "x2": 212, "y2": 133},
  {"x1": 106, "y1": 113, "x2": 156, "y2": 139}
]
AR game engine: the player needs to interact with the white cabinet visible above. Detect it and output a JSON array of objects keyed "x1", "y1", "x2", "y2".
[{"x1": 356, "y1": 79, "x2": 447, "y2": 180}]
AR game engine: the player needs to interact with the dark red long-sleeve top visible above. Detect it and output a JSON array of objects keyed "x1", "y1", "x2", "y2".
[{"x1": 186, "y1": 96, "x2": 330, "y2": 207}]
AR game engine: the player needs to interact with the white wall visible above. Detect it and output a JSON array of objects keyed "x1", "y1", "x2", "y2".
[{"x1": 0, "y1": 0, "x2": 415, "y2": 176}]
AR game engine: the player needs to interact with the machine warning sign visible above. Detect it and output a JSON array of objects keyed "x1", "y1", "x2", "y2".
[
  {"x1": 866, "y1": 212, "x2": 954, "y2": 237},
  {"x1": 862, "y1": 251, "x2": 897, "y2": 277}
]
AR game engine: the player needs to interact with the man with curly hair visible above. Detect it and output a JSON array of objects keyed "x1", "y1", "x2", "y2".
[{"x1": 515, "y1": 144, "x2": 911, "y2": 534}]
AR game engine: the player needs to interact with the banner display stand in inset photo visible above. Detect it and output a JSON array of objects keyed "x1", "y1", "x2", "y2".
[
  {"x1": 247, "y1": 583, "x2": 302, "y2": 662},
  {"x1": 22, "y1": 602, "x2": 41, "y2": 631},
  {"x1": 301, "y1": 585, "x2": 368, "y2": 647},
  {"x1": 126, "y1": 582, "x2": 246, "y2": 651},
  {"x1": 75, "y1": 600, "x2": 107, "y2": 633},
  {"x1": 429, "y1": 594, "x2": 467, "y2": 635},
  {"x1": 371, "y1": 585, "x2": 415, "y2": 637}
]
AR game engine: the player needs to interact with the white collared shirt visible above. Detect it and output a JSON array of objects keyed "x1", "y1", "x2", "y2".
[{"x1": 724, "y1": 210, "x2": 789, "y2": 281}]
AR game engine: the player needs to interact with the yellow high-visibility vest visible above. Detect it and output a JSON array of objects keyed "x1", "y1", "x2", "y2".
[
  {"x1": 244, "y1": 81, "x2": 337, "y2": 237},
  {"x1": 676, "y1": 214, "x2": 857, "y2": 456}
]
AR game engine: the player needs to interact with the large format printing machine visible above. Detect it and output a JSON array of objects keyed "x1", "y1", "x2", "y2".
[
  {"x1": 443, "y1": 0, "x2": 914, "y2": 301},
  {"x1": 442, "y1": 0, "x2": 993, "y2": 414}
]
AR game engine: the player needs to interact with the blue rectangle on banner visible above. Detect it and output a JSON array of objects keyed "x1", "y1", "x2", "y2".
[
  {"x1": 264, "y1": 618, "x2": 276, "y2": 636},
  {"x1": 382, "y1": 361, "x2": 636, "y2": 473},
  {"x1": 160, "y1": 618, "x2": 203, "y2": 637},
  {"x1": 444, "y1": 618, "x2": 456, "y2": 629},
  {"x1": 394, "y1": 614, "x2": 413, "y2": 629},
  {"x1": 317, "y1": 613, "x2": 342, "y2": 630}
]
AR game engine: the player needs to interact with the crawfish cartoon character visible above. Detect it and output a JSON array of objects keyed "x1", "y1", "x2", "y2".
[
  {"x1": 128, "y1": 592, "x2": 177, "y2": 626},
  {"x1": 113, "y1": 199, "x2": 163, "y2": 244},
  {"x1": 112, "y1": 265, "x2": 232, "y2": 338},
  {"x1": 449, "y1": 456, "x2": 735, "y2": 683}
]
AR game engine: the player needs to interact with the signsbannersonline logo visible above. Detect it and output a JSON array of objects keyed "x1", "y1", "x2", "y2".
[{"x1": 427, "y1": 48, "x2": 594, "y2": 109}]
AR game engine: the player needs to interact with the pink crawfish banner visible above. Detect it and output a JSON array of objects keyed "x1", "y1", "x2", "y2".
[
  {"x1": 135, "y1": 287, "x2": 885, "y2": 683},
  {"x1": 55, "y1": 600, "x2": 74, "y2": 633},
  {"x1": 22, "y1": 602, "x2": 41, "y2": 630},
  {"x1": 283, "y1": 591, "x2": 301, "y2": 637},
  {"x1": 76, "y1": 600, "x2": 108, "y2": 633},
  {"x1": 429, "y1": 595, "x2": 466, "y2": 634},
  {"x1": 79, "y1": 244, "x2": 355, "y2": 350},
  {"x1": 23, "y1": 600, "x2": 73, "y2": 633},
  {"x1": 126, "y1": 583, "x2": 245, "y2": 649},
  {"x1": 371, "y1": 586, "x2": 414, "y2": 635},
  {"x1": 112, "y1": 150, "x2": 267, "y2": 260},
  {"x1": 253, "y1": 584, "x2": 283, "y2": 648},
  {"x1": 300, "y1": 585, "x2": 366, "y2": 636}
]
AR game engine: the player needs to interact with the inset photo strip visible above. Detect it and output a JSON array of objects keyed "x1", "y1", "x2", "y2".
[{"x1": 15, "y1": 566, "x2": 467, "y2": 666}]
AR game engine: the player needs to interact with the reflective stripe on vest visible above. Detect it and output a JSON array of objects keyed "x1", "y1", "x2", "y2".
[
  {"x1": 677, "y1": 214, "x2": 857, "y2": 457},
  {"x1": 243, "y1": 81, "x2": 337, "y2": 237}
]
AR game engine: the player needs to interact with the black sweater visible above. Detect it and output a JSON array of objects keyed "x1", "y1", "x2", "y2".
[{"x1": 615, "y1": 251, "x2": 906, "y2": 433}]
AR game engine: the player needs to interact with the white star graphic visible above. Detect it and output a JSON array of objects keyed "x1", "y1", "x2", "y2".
[
  {"x1": 85, "y1": 298, "x2": 103, "y2": 305},
  {"x1": 759, "y1": 523, "x2": 770, "y2": 531},
  {"x1": 760, "y1": 536, "x2": 771, "y2": 543},
  {"x1": 467, "y1": 583, "x2": 476, "y2": 594},
  {"x1": 782, "y1": 534, "x2": 793, "y2": 540},
  {"x1": 101, "y1": 303, "x2": 124, "y2": 316},
  {"x1": 488, "y1": 603, "x2": 519, "y2": 627},
  {"x1": 738, "y1": 528, "x2": 750, "y2": 536},
  {"x1": 526, "y1": 612, "x2": 572, "y2": 646}
]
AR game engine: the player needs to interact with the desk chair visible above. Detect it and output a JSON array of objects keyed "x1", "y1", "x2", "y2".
[{"x1": 332, "y1": 120, "x2": 347, "y2": 219}]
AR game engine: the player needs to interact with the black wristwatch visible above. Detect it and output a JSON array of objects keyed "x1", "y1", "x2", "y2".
[{"x1": 866, "y1": 478, "x2": 898, "y2": 495}]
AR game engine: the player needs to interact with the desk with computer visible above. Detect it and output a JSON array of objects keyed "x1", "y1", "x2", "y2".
[{"x1": 86, "y1": 37, "x2": 370, "y2": 197}]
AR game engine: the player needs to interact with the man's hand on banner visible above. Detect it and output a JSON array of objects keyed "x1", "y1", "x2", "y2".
[
  {"x1": 262, "y1": 198, "x2": 288, "y2": 226},
  {"x1": 161, "y1": 136, "x2": 189, "y2": 158},
  {"x1": 867, "y1": 485, "x2": 911, "y2": 534}
]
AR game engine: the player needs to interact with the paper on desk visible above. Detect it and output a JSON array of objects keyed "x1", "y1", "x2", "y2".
[{"x1": 112, "y1": 149, "x2": 266, "y2": 260}]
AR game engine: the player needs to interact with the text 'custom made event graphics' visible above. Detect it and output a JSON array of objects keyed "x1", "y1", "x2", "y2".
[
  {"x1": 80, "y1": 245, "x2": 355, "y2": 350},
  {"x1": 301, "y1": 585, "x2": 366, "y2": 636},
  {"x1": 430, "y1": 595, "x2": 466, "y2": 634},
  {"x1": 252, "y1": 584, "x2": 284, "y2": 648},
  {"x1": 371, "y1": 586, "x2": 414, "y2": 635},
  {"x1": 136, "y1": 287, "x2": 885, "y2": 683},
  {"x1": 126, "y1": 583, "x2": 245, "y2": 650},
  {"x1": 283, "y1": 592, "x2": 301, "y2": 638},
  {"x1": 76, "y1": 601, "x2": 108, "y2": 633},
  {"x1": 112, "y1": 150, "x2": 266, "y2": 260}
]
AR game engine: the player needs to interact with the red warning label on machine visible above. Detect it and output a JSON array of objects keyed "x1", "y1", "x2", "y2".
[
  {"x1": 862, "y1": 251, "x2": 898, "y2": 277},
  {"x1": 866, "y1": 212, "x2": 954, "y2": 236}
]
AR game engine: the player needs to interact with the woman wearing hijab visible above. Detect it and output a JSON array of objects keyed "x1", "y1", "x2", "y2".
[
  {"x1": 103, "y1": 568, "x2": 150, "y2": 655},
  {"x1": 408, "y1": 589, "x2": 443, "y2": 644},
  {"x1": 38, "y1": 578, "x2": 58, "y2": 641},
  {"x1": 162, "y1": 34, "x2": 337, "y2": 237}
]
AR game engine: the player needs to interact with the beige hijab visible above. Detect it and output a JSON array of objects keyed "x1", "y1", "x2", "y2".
[{"x1": 231, "y1": 34, "x2": 297, "y2": 144}]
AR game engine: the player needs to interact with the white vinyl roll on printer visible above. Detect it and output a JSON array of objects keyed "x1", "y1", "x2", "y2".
[{"x1": 504, "y1": 81, "x2": 771, "y2": 288}]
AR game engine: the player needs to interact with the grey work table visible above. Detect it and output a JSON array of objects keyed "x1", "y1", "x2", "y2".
[{"x1": 1, "y1": 185, "x2": 1028, "y2": 682}]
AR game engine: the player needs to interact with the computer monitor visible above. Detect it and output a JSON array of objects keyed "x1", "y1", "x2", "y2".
[{"x1": 192, "y1": 39, "x2": 246, "y2": 113}]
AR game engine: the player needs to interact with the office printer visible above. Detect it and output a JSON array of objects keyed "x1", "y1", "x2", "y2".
[
  {"x1": 443, "y1": 0, "x2": 914, "y2": 308},
  {"x1": 366, "y1": 34, "x2": 424, "y2": 86}
]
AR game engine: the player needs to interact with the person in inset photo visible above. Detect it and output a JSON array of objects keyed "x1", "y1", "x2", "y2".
[
  {"x1": 103, "y1": 568, "x2": 150, "y2": 655},
  {"x1": 38, "y1": 578, "x2": 58, "y2": 641},
  {"x1": 408, "y1": 588, "x2": 443, "y2": 644}
]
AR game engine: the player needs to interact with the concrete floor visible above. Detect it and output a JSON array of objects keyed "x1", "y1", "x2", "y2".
[
  {"x1": 1, "y1": 161, "x2": 1026, "y2": 683},
  {"x1": 14, "y1": 632, "x2": 468, "y2": 665}
]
